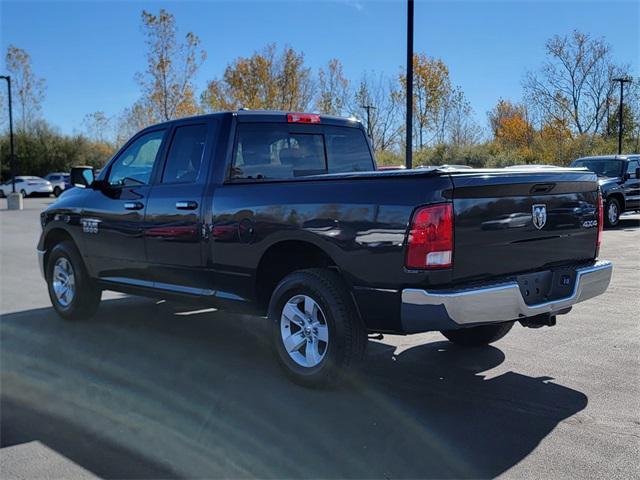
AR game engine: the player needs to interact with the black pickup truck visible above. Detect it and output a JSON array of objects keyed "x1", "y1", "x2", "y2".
[
  {"x1": 38, "y1": 111, "x2": 612, "y2": 386},
  {"x1": 571, "y1": 155, "x2": 640, "y2": 227}
]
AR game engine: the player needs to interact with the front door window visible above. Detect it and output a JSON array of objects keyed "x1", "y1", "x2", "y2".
[{"x1": 108, "y1": 130, "x2": 165, "y2": 187}]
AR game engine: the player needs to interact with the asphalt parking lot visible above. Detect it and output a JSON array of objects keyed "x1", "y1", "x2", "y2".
[{"x1": 1, "y1": 197, "x2": 639, "y2": 479}]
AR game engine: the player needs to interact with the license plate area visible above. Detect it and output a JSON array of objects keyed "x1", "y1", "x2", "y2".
[{"x1": 517, "y1": 267, "x2": 577, "y2": 305}]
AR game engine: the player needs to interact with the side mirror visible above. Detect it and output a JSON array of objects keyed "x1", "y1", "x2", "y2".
[{"x1": 70, "y1": 166, "x2": 95, "y2": 188}]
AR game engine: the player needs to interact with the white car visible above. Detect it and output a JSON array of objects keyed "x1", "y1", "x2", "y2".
[
  {"x1": 0, "y1": 176, "x2": 54, "y2": 197},
  {"x1": 44, "y1": 172, "x2": 71, "y2": 197}
]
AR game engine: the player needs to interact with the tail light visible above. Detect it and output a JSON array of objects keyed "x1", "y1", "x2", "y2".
[
  {"x1": 405, "y1": 203, "x2": 453, "y2": 269},
  {"x1": 287, "y1": 113, "x2": 321, "y2": 124},
  {"x1": 596, "y1": 190, "x2": 603, "y2": 257}
]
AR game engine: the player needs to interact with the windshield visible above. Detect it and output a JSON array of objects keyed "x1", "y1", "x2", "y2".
[{"x1": 572, "y1": 159, "x2": 623, "y2": 177}]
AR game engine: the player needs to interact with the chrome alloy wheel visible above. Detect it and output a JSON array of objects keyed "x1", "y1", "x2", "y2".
[
  {"x1": 608, "y1": 202, "x2": 619, "y2": 225},
  {"x1": 280, "y1": 294, "x2": 329, "y2": 368},
  {"x1": 52, "y1": 257, "x2": 76, "y2": 307}
]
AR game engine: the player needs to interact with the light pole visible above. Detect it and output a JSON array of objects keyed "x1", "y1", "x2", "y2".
[
  {"x1": 405, "y1": 0, "x2": 414, "y2": 169},
  {"x1": 361, "y1": 104, "x2": 376, "y2": 140},
  {"x1": 0, "y1": 75, "x2": 16, "y2": 193},
  {"x1": 612, "y1": 77, "x2": 632, "y2": 155}
]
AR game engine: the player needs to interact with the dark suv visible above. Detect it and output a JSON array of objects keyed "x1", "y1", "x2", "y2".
[{"x1": 571, "y1": 155, "x2": 640, "y2": 227}]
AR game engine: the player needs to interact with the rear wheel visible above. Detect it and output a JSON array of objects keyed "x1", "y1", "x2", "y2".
[
  {"x1": 46, "y1": 241, "x2": 101, "y2": 320},
  {"x1": 441, "y1": 322, "x2": 514, "y2": 347},
  {"x1": 269, "y1": 268, "x2": 367, "y2": 387},
  {"x1": 20, "y1": 189, "x2": 27, "y2": 198},
  {"x1": 53, "y1": 186, "x2": 62, "y2": 197},
  {"x1": 604, "y1": 197, "x2": 620, "y2": 228}
]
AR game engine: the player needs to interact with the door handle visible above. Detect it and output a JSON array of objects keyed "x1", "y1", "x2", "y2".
[
  {"x1": 124, "y1": 201, "x2": 144, "y2": 210},
  {"x1": 176, "y1": 201, "x2": 198, "y2": 210}
]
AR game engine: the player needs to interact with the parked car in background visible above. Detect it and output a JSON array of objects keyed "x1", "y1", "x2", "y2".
[
  {"x1": 44, "y1": 172, "x2": 71, "y2": 197},
  {"x1": 0, "y1": 176, "x2": 53, "y2": 198},
  {"x1": 571, "y1": 155, "x2": 640, "y2": 227}
]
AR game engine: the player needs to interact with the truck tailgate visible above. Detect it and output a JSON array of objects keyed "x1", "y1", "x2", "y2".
[{"x1": 450, "y1": 169, "x2": 599, "y2": 283}]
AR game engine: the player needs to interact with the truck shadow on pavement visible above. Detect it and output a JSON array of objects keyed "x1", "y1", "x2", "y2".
[{"x1": 1, "y1": 297, "x2": 588, "y2": 479}]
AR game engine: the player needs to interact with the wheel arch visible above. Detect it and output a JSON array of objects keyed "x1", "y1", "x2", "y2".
[
  {"x1": 42, "y1": 228, "x2": 79, "y2": 271},
  {"x1": 606, "y1": 192, "x2": 625, "y2": 212},
  {"x1": 255, "y1": 240, "x2": 340, "y2": 313}
]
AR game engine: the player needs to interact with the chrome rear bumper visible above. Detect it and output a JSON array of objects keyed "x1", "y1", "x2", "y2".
[{"x1": 401, "y1": 260, "x2": 612, "y2": 332}]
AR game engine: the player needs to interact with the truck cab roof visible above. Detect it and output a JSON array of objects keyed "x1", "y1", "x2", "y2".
[{"x1": 142, "y1": 110, "x2": 363, "y2": 131}]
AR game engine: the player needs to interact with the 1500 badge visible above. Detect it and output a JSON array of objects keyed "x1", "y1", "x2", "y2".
[{"x1": 81, "y1": 218, "x2": 101, "y2": 234}]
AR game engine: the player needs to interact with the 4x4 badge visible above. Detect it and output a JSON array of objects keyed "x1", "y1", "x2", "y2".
[{"x1": 532, "y1": 204, "x2": 547, "y2": 230}]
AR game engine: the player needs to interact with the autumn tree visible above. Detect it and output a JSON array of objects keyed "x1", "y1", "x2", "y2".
[
  {"x1": 137, "y1": 9, "x2": 206, "y2": 123},
  {"x1": 488, "y1": 99, "x2": 535, "y2": 149},
  {"x1": 523, "y1": 30, "x2": 627, "y2": 136},
  {"x1": 316, "y1": 59, "x2": 349, "y2": 115},
  {"x1": 350, "y1": 72, "x2": 403, "y2": 152},
  {"x1": 5, "y1": 45, "x2": 46, "y2": 132},
  {"x1": 400, "y1": 53, "x2": 451, "y2": 149},
  {"x1": 201, "y1": 44, "x2": 313, "y2": 112}
]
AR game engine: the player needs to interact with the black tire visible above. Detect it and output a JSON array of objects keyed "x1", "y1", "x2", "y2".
[
  {"x1": 20, "y1": 189, "x2": 27, "y2": 198},
  {"x1": 53, "y1": 186, "x2": 62, "y2": 197},
  {"x1": 269, "y1": 268, "x2": 367, "y2": 388},
  {"x1": 441, "y1": 322, "x2": 514, "y2": 347},
  {"x1": 604, "y1": 197, "x2": 620, "y2": 228},
  {"x1": 46, "y1": 240, "x2": 101, "y2": 320}
]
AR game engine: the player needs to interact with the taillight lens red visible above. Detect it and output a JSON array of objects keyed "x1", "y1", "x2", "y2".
[
  {"x1": 405, "y1": 203, "x2": 454, "y2": 269},
  {"x1": 596, "y1": 190, "x2": 603, "y2": 256},
  {"x1": 287, "y1": 113, "x2": 321, "y2": 124}
]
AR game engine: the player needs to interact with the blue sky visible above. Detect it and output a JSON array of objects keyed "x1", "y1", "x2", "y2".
[{"x1": 1, "y1": 0, "x2": 638, "y2": 135}]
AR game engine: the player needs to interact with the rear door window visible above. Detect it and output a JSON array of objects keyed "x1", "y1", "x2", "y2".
[{"x1": 162, "y1": 124, "x2": 208, "y2": 184}]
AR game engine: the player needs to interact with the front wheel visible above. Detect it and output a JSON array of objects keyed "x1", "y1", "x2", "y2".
[
  {"x1": 53, "y1": 186, "x2": 62, "y2": 197},
  {"x1": 269, "y1": 268, "x2": 367, "y2": 388},
  {"x1": 20, "y1": 189, "x2": 27, "y2": 198},
  {"x1": 46, "y1": 241, "x2": 101, "y2": 320},
  {"x1": 441, "y1": 322, "x2": 514, "y2": 347},
  {"x1": 604, "y1": 198, "x2": 620, "y2": 228}
]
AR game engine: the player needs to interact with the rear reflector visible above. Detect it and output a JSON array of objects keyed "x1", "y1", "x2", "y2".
[
  {"x1": 287, "y1": 113, "x2": 321, "y2": 124},
  {"x1": 596, "y1": 190, "x2": 603, "y2": 256},
  {"x1": 405, "y1": 203, "x2": 454, "y2": 269}
]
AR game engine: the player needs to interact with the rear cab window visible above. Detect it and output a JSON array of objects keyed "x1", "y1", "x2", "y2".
[{"x1": 230, "y1": 122, "x2": 373, "y2": 181}]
